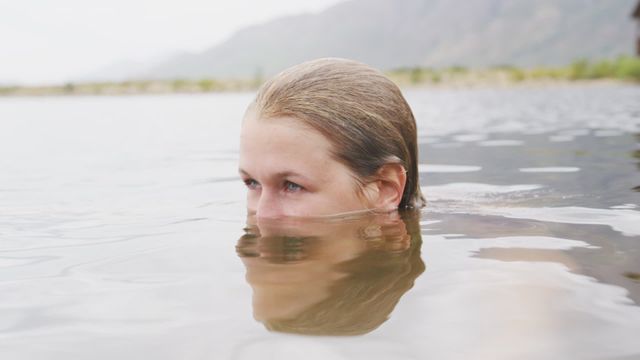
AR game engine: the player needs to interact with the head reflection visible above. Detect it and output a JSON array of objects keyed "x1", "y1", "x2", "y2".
[{"x1": 236, "y1": 211, "x2": 425, "y2": 336}]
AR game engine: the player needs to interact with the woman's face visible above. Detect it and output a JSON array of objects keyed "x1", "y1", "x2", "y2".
[{"x1": 239, "y1": 114, "x2": 368, "y2": 218}]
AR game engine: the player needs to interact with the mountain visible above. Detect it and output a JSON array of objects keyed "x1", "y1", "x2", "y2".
[
  {"x1": 79, "y1": 51, "x2": 188, "y2": 83},
  {"x1": 125, "y1": 0, "x2": 638, "y2": 80}
]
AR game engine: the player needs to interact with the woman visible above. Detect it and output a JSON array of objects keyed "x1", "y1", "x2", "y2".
[{"x1": 239, "y1": 58, "x2": 424, "y2": 218}]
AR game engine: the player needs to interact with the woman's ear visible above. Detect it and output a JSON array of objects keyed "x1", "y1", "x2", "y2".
[{"x1": 366, "y1": 163, "x2": 407, "y2": 211}]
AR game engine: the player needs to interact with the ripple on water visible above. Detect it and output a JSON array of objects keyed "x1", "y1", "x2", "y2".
[
  {"x1": 478, "y1": 140, "x2": 525, "y2": 147},
  {"x1": 418, "y1": 164, "x2": 482, "y2": 173},
  {"x1": 519, "y1": 167, "x2": 580, "y2": 173}
]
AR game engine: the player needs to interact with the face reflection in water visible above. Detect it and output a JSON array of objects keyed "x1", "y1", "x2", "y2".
[{"x1": 236, "y1": 211, "x2": 425, "y2": 336}]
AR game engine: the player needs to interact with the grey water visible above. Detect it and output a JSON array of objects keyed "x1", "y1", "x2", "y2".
[{"x1": 1, "y1": 85, "x2": 639, "y2": 360}]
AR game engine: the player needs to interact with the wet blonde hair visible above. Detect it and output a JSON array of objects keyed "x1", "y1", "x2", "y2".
[{"x1": 247, "y1": 58, "x2": 425, "y2": 208}]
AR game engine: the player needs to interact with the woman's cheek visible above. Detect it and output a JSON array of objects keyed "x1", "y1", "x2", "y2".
[{"x1": 277, "y1": 194, "x2": 314, "y2": 217}]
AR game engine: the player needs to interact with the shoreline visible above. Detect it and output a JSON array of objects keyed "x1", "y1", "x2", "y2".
[
  {"x1": 2, "y1": 59, "x2": 639, "y2": 97},
  {"x1": 1, "y1": 78, "x2": 636, "y2": 98}
]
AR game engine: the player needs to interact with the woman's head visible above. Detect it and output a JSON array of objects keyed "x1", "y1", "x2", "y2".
[{"x1": 239, "y1": 58, "x2": 424, "y2": 218}]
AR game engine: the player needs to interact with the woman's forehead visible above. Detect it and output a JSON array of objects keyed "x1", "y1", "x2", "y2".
[
  {"x1": 239, "y1": 116, "x2": 337, "y2": 174},
  {"x1": 241, "y1": 116, "x2": 331, "y2": 153}
]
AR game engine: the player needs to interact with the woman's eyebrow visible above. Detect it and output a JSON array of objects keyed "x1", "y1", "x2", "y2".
[
  {"x1": 238, "y1": 169, "x2": 252, "y2": 177},
  {"x1": 274, "y1": 171, "x2": 311, "y2": 181},
  {"x1": 238, "y1": 169, "x2": 312, "y2": 182},
  {"x1": 238, "y1": 168, "x2": 309, "y2": 180}
]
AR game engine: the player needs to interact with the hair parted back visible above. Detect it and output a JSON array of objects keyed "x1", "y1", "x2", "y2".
[{"x1": 248, "y1": 57, "x2": 424, "y2": 208}]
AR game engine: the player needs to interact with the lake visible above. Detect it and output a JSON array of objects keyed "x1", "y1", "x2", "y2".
[{"x1": 1, "y1": 85, "x2": 639, "y2": 359}]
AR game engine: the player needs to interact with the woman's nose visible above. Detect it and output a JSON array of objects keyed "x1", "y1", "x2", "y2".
[{"x1": 255, "y1": 190, "x2": 283, "y2": 219}]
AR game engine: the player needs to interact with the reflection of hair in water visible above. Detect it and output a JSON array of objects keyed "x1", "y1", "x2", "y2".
[
  {"x1": 237, "y1": 212, "x2": 425, "y2": 336},
  {"x1": 265, "y1": 237, "x2": 424, "y2": 336}
]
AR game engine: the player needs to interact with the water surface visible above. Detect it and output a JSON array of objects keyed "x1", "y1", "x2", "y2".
[{"x1": 1, "y1": 85, "x2": 639, "y2": 359}]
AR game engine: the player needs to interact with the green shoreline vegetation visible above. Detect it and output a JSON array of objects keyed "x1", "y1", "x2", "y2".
[
  {"x1": 1, "y1": 56, "x2": 639, "y2": 97},
  {"x1": 389, "y1": 56, "x2": 640, "y2": 87},
  {"x1": 0, "y1": 77, "x2": 262, "y2": 97}
]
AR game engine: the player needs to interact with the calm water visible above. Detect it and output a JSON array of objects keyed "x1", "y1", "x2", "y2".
[{"x1": 1, "y1": 85, "x2": 639, "y2": 359}]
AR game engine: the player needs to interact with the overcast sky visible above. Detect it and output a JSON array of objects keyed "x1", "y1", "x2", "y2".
[{"x1": 0, "y1": 0, "x2": 344, "y2": 85}]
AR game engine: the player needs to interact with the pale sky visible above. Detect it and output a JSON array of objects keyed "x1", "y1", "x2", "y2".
[{"x1": 0, "y1": 0, "x2": 344, "y2": 85}]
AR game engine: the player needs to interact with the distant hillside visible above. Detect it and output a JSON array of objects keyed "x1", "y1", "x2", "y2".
[{"x1": 123, "y1": 0, "x2": 638, "y2": 80}]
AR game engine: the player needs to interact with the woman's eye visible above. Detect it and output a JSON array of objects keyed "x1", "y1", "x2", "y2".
[
  {"x1": 284, "y1": 181, "x2": 303, "y2": 192},
  {"x1": 243, "y1": 179, "x2": 260, "y2": 190}
]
